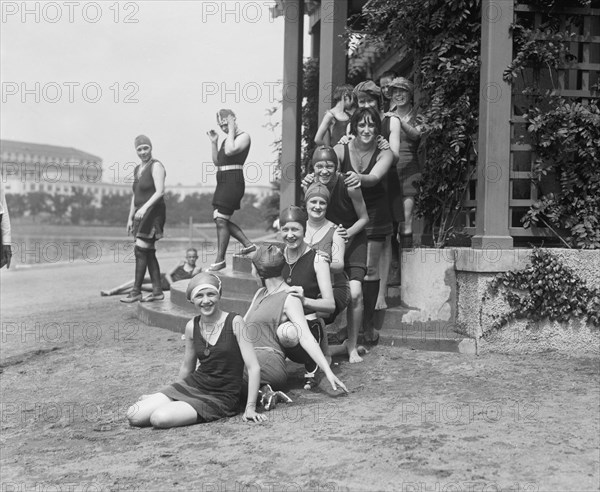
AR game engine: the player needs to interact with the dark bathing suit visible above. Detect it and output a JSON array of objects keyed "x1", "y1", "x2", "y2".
[
  {"x1": 212, "y1": 134, "x2": 250, "y2": 215},
  {"x1": 160, "y1": 312, "x2": 243, "y2": 422}
]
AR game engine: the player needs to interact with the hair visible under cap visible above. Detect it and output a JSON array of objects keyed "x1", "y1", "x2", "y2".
[
  {"x1": 252, "y1": 243, "x2": 286, "y2": 279},
  {"x1": 349, "y1": 107, "x2": 382, "y2": 137},
  {"x1": 134, "y1": 135, "x2": 152, "y2": 149},
  {"x1": 279, "y1": 206, "x2": 307, "y2": 232},
  {"x1": 186, "y1": 272, "x2": 222, "y2": 301},
  {"x1": 304, "y1": 182, "x2": 330, "y2": 204}
]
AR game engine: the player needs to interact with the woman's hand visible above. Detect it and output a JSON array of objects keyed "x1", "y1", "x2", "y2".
[
  {"x1": 242, "y1": 407, "x2": 267, "y2": 423},
  {"x1": 376, "y1": 135, "x2": 390, "y2": 150},
  {"x1": 134, "y1": 207, "x2": 147, "y2": 220},
  {"x1": 288, "y1": 286, "x2": 305, "y2": 306},
  {"x1": 325, "y1": 372, "x2": 349, "y2": 394},
  {"x1": 334, "y1": 224, "x2": 348, "y2": 242},
  {"x1": 343, "y1": 171, "x2": 361, "y2": 189},
  {"x1": 301, "y1": 173, "x2": 315, "y2": 190},
  {"x1": 126, "y1": 217, "x2": 134, "y2": 235},
  {"x1": 337, "y1": 135, "x2": 354, "y2": 145},
  {"x1": 207, "y1": 129, "x2": 219, "y2": 144}
]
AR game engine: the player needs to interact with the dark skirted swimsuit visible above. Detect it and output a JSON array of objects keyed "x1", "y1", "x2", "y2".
[
  {"x1": 381, "y1": 115, "x2": 403, "y2": 222},
  {"x1": 160, "y1": 312, "x2": 243, "y2": 422},
  {"x1": 132, "y1": 159, "x2": 166, "y2": 241},
  {"x1": 212, "y1": 133, "x2": 250, "y2": 215},
  {"x1": 396, "y1": 113, "x2": 422, "y2": 197},
  {"x1": 323, "y1": 172, "x2": 368, "y2": 282},
  {"x1": 281, "y1": 248, "x2": 326, "y2": 375},
  {"x1": 340, "y1": 144, "x2": 393, "y2": 240},
  {"x1": 243, "y1": 290, "x2": 289, "y2": 390}
]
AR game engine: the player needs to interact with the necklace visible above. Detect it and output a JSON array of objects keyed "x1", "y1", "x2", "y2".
[
  {"x1": 285, "y1": 245, "x2": 308, "y2": 284},
  {"x1": 199, "y1": 314, "x2": 222, "y2": 357},
  {"x1": 285, "y1": 261, "x2": 299, "y2": 284},
  {"x1": 350, "y1": 141, "x2": 373, "y2": 172},
  {"x1": 264, "y1": 280, "x2": 286, "y2": 296}
]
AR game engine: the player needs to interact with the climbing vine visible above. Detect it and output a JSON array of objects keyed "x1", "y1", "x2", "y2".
[
  {"x1": 488, "y1": 248, "x2": 600, "y2": 330},
  {"x1": 350, "y1": 0, "x2": 482, "y2": 247},
  {"x1": 504, "y1": 0, "x2": 600, "y2": 248}
]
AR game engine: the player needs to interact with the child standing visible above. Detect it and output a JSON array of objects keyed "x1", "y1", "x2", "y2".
[{"x1": 314, "y1": 84, "x2": 355, "y2": 147}]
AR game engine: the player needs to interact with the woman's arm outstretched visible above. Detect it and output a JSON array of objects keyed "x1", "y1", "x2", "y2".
[{"x1": 232, "y1": 315, "x2": 267, "y2": 423}]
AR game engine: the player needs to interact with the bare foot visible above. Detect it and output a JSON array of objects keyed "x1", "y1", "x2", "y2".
[
  {"x1": 348, "y1": 349, "x2": 363, "y2": 363},
  {"x1": 340, "y1": 339, "x2": 368, "y2": 358},
  {"x1": 375, "y1": 296, "x2": 387, "y2": 310}
]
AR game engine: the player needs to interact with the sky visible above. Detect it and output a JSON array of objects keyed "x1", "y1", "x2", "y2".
[{"x1": 0, "y1": 0, "x2": 290, "y2": 188}]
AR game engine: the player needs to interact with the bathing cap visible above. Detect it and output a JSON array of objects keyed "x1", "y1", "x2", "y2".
[
  {"x1": 252, "y1": 243, "x2": 286, "y2": 279},
  {"x1": 186, "y1": 272, "x2": 222, "y2": 301}
]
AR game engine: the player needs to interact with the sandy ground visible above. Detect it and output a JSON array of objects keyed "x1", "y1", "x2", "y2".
[{"x1": 1, "y1": 250, "x2": 599, "y2": 492}]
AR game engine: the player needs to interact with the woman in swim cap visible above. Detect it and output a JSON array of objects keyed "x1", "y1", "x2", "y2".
[{"x1": 127, "y1": 272, "x2": 266, "y2": 427}]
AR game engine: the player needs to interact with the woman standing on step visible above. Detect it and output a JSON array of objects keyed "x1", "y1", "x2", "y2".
[
  {"x1": 388, "y1": 77, "x2": 423, "y2": 248},
  {"x1": 302, "y1": 146, "x2": 370, "y2": 363},
  {"x1": 334, "y1": 107, "x2": 395, "y2": 345},
  {"x1": 121, "y1": 135, "x2": 167, "y2": 304},
  {"x1": 205, "y1": 109, "x2": 256, "y2": 272},
  {"x1": 127, "y1": 272, "x2": 266, "y2": 427}
]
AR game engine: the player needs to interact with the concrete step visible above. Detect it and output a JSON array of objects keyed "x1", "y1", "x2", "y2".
[
  {"x1": 376, "y1": 325, "x2": 476, "y2": 354},
  {"x1": 169, "y1": 270, "x2": 260, "y2": 307},
  {"x1": 138, "y1": 294, "x2": 475, "y2": 354},
  {"x1": 137, "y1": 293, "x2": 256, "y2": 334}
]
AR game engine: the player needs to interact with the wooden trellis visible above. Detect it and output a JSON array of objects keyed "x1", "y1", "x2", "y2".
[{"x1": 465, "y1": 1, "x2": 599, "y2": 244}]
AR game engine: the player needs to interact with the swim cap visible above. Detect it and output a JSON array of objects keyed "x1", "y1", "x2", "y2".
[
  {"x1": 279, "y1": 206, "x2": 307, "y2": 231},
  {"x1": 311, "y1": 146, "x2": 338, "y2": 167},
  {"x1": 389, "y1": 77, "x2": 414, "y2": 93},
  {"x1": 134, "y1": 135, "x2": 152, "y2": 149},
  {"x1": 252, "y1": 243, "x2": 286, "y2": 279},
  {"x1": 304, "y1": 182, "x2": 330, "y2": 203},
  {"x1": 353, "y1": 80, "x2": 381, "y2": 97},
  {"x1": 186, "y1": 272, "x2": 222, "y2": 301}
]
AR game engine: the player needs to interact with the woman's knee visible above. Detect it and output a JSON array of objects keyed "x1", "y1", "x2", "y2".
[
  {"x1": 214, "y1": 217, "x2": 229, "y2": 230},
  {"x1": 349, "y1": 283, "x2": 363, "y2": 305},
  {"x1": 135, "y1": 238, "x2": 154, "y2": 249},
  {"x1": 149, "y1": 409, "x2": 174, "y2": 429},
  {"x1": 126, "y1": 403, "x2": 148, "y2": 427}
]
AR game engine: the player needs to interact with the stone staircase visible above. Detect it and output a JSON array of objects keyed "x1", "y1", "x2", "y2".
[{"x1": 137, "y1": 255, "x2": 475, "y2": 353}]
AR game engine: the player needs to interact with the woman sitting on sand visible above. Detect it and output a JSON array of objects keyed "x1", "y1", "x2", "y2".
[
  {"x1": 127, "y1": 272, "x2": 266, "y2": 428},
  {"x1": 101, "y1": 248, "x2": 202, "y2": 297},
  {"x1": 243, "y1": 243, "x2": 348, "y2": 402}
]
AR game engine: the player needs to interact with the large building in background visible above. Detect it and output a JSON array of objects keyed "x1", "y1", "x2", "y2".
[
  {"x1": 0, "y1": 139, "x2": 274, "y2": 206},
  {"x1": 0, "y1": 139, "x2": 127, "y2": 206}
]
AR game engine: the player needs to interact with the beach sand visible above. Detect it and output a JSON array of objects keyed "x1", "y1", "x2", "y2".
[{"x1": 1, "y1": 251, "x2": 599, "y2": 491}]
